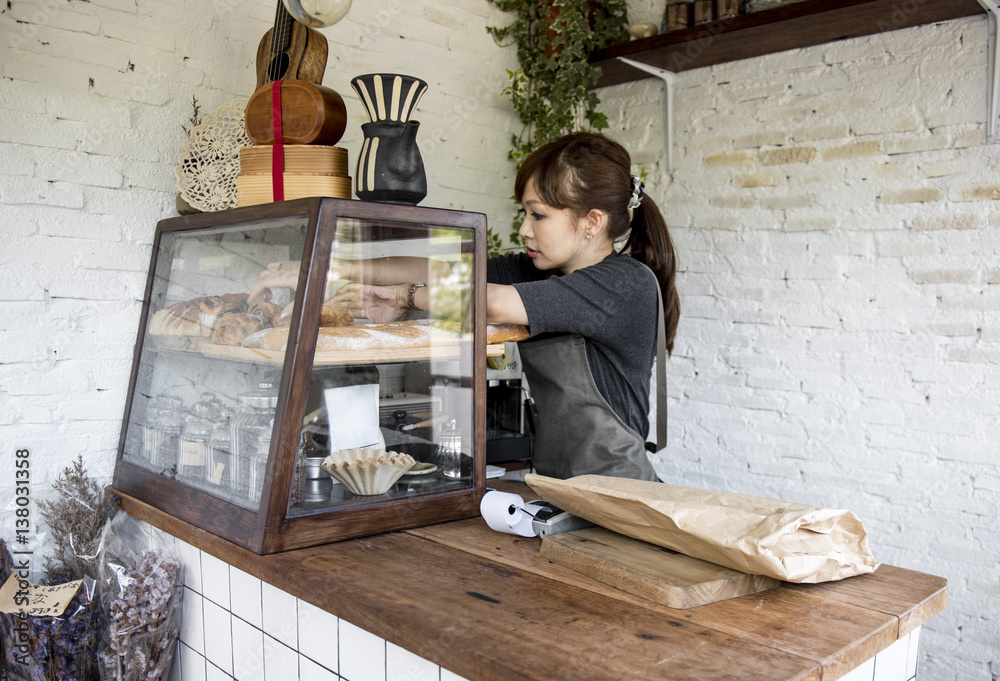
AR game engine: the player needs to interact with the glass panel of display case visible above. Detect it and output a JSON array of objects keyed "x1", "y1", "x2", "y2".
[
  {"x1": 286, "y1": 219, "x2": 475, "y2": 517},
  {"x1": 121, "y1": 214, "x2": 309, "y2": 511}
]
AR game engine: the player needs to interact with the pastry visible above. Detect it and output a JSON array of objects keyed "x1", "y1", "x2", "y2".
[
  {"x1": 486, "y1": 323, "x2": 531, "y2": 344},
  {"x1": 212, "y1": 312, "x2": 263, "y2": 346},
  {"x1": 247, "y1": 300, "x2": 287, "y2": 328},
  {"x1": 199, "y1": 293, "x2": 247, "y2": 316},
  {"x1": 199, "y1": 293, "x2": 248, "y2": 336}
]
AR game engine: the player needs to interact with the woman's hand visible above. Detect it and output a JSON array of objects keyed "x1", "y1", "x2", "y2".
[
  {"x1": 248, "y1": 261, "x2": 301, "y2": 306},
  {"x1": 327, "y1": 282, "x2": 408, "y2": 323}
]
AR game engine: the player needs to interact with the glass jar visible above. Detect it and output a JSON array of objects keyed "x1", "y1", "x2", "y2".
[
  {"x1": 191, "y1": 391, "x2": 220, "y2": 422},
  {"x1": 153, "y1": 411, "x2": 184, "y2": 477},
  {"x1": 141, "y1": 396, "x2": 163, "y2": 466},
  {"x1": 179, "y1": 417, "x2": 211, "y2": 483},
  {"x1": 231, "y1": 380, "x2": 278, "y2": 498},
  {"x1": 248, "y1": 429, "x2": 272, "y2": 504},
  {"x1": 692, "y1": 0, "x2": 713, "y2": 24},
  {"x1": 716, "y1": 0, "x2": 740, "y2": 19},
  {"x1": 207, "y1": 415, "x2": 234, "y2": 491},
  {"x1": 437, "y1": 419, "x2": 463, "y2": 479},
  {"x1": 144, "y1": 394, "x2": 183, "y2": 468}
]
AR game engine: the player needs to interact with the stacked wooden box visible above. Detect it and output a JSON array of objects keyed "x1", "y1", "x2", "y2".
[{"x1": 236, "y1": 144, "x2": 351, "y2": 207}]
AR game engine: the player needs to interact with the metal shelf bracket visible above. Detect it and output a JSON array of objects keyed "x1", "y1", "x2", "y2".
[
  {"x1": 979, "y1": 0, "x2": 1000, "y2": 139},
  {"x1": 616, "y1": 57, "x2": 677, "y2": 173}
]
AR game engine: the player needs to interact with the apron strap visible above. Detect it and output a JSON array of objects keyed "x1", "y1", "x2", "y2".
[{"x1": 653, "y1": 271, "x2": 667, "y2": 450}]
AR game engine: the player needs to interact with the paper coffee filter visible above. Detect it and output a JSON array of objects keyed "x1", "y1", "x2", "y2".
[{"x1": 321, "y1": 447, "x2": 416, "y2": 495}]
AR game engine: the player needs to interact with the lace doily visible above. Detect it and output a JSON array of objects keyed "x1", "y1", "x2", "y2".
[{"x1": 175, "y1": 98, "x2": 251, "y2": 212}]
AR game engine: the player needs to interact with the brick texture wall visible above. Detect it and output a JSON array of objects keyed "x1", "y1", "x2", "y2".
[
  {"x1": 1, "y1": 1, "x2": 997, "y2": 679},
  {"x1": 605, "y1": 14, "x2": 999, "y2": 681}
]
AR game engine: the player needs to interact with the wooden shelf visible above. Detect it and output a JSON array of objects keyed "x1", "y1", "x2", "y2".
[{"x1": 590, "y1": 0, "x2": 985, "y2": 87}]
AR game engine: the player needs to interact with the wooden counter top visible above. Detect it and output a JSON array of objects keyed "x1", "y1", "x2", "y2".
[{"x1": 110, "y1": 482, "x2": 947, "y2": 681}]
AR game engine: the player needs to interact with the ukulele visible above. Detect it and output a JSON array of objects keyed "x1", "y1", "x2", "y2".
[
  {"x1": 245, "y1": 0, "x2": 347, "y2": 146},
  {"x1": 255, "y1": 0, "x2": 328, "y2": 88}
]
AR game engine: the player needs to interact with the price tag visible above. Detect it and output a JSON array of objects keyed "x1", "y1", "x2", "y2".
[{"x1": 0, "y1": 573, "x2": 82, "y2": 617}]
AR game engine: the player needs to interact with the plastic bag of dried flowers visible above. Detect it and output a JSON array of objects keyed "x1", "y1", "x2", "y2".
[
  {"x1": 96, "y1": 513, "x2": 183, "y2": 681},
  {"x1": 0, "y1": 539, "x2": 103, "y2": 681},
  {"x1": 37, "y1": 454, "x2": 119, "y2": 583}
]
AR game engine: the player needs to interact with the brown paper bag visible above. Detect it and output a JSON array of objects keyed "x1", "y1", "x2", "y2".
[{"x1": 525, "y1": 474, "x2": 879, "y2": 583}]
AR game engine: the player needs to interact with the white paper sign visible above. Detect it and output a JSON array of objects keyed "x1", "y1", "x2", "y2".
[{"x1": 323, "y1": 383, "x2": 383, "y2": 452}]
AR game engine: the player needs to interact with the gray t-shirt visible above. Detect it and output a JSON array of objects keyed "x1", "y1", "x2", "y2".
[{"x1": 487, "y1": 252, "x2": 658, "y2": 438}]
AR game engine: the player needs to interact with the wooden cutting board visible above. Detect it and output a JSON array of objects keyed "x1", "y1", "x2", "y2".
[{"x1": 540, "y1": 527, "x2": 780, "y2": 609}]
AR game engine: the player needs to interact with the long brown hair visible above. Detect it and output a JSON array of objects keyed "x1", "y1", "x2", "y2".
[{"x1": 514, "y1": 132, "x2": 680, "y2": 353}]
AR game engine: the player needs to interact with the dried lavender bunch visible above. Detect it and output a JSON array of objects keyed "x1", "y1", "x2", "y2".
[
  {"x1": 99, "y1": 549, "x2": 183, "y2": 681},
  {"x1": 0, "y1": 540, "x2": 102, "y2": 681},
  {"x1": 37, "y1": 455, "x2": 117, "y2": 583}
]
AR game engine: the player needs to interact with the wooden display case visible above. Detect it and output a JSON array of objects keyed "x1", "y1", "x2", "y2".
[{"x1": 113, "y1": 197, "x2": 488, "y2": 554}]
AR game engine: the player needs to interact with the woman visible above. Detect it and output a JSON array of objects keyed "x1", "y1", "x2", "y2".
[
  {"x1": 249, "y1": 132, "x2": 679, "y2": 480},
  {"x1": 485, "y1": 132, "x2": 679, "y2": 480}
]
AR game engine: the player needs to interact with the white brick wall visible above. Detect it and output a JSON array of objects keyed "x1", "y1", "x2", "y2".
[
  {"x1": 605, "y1": 14, "x2": 999, "y2": 681},
  {"x1": 2, "y1": 1, "x2": 997, "y2": 680}
]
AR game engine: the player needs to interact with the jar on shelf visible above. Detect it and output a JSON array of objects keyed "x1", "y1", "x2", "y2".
[
  {"x1": 153, "y1": 411, "x2": 184, "y2": 477},
  {"x1": 692, "y1": 0, "x2": 713, "y2": 24},
  {"x1": 191, "y1": 391, "x2": 221, "y2": 422},
  {"x1": 664, "y1": 0, "x2": 692, "y2": 31},
  {"x1": 437, "y1": 419, "x2": 463, "y2": 479},
  {"x1": 179, "y1": 417, "x2": 211, "y2": 483},
  {"x1": 248, "y1": 427, "x2": 273, "y2": 504},
  {"x1": 141, "y1": 396, "x2": 164, "y2": 466},
  {"x1": 207, "y1": 418, "x2": 234, "y2": 491},
  {"x1": 231, "y1": 380, "x2": 278, "y2": 498},
  {"x1": 716, "y1": 0, "x2": 740, "y2": 19},
  {"x1": 144, "y1": 394, "x2": 183, "y2": 468}
]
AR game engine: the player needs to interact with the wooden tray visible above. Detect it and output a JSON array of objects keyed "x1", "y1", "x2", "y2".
[
  {"x1": 541, "y1": 527, "x2": 780, "y2": 609},
  {"x1": 201, "y1": 341, "x2": 505, "y2": 365}
]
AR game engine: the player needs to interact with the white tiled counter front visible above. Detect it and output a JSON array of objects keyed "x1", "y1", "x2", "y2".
[{"x1": 166, "y1": 535, "x2": 470, "y2": 681}]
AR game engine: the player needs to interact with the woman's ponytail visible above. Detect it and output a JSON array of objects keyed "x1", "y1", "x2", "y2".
[{"x1": 626, "y1": 196, "x2": 679, "y2": 354}]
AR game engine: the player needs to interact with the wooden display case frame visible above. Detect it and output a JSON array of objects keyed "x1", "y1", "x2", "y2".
[{"x1": 112, "y1": 197, "x2": 488, "y2": 554}]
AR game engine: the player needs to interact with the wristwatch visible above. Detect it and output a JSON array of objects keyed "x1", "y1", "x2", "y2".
[{"x1": 407, "y1": 282, "x2": 427, "y2": 309}]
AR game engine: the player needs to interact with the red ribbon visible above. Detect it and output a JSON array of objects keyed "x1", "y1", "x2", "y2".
[{"x1": 271, "y1": 79, "x2": 285, "y2": 202}]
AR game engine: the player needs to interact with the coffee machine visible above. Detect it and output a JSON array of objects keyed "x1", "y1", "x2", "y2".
[{"x1": 486, "y1": 342, "x2": 534, "y2": 465}]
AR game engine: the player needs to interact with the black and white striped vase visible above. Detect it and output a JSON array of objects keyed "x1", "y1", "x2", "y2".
[{"x1": 351, "y1": 74, "x2": 428, "y2": 205}]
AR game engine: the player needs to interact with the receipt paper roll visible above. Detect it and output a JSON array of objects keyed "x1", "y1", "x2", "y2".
[{"x1": 480, "y1": 490, "x2": 538, "y2": 537}]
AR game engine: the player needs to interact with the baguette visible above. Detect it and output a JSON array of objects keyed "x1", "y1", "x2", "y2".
[{"x1": 244, "y1": 320, "x2": 529, "y2": 352}]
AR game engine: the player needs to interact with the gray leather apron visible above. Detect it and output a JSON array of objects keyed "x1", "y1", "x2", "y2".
[{"x1": 518, "y1": 267, "x2": 667, "y2": 480}]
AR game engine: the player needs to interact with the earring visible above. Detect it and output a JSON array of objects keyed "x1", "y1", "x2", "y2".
[{"x1": 586, "y1": 234, "x2": 593, "y2": 240}]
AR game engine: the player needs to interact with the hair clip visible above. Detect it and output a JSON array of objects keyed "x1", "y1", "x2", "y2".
[{"x1": 627, "y1": 176, "x2": 645, "y2": 220}]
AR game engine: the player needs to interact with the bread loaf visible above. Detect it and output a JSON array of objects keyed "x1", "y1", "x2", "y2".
[
  {"x1": 486, "y1": 323, "x2": 531, "y2": 344},
  {"x1": 149, "y1": 300, "x2": 204, "y2": 336}
]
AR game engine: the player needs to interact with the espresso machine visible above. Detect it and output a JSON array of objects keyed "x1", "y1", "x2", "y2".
[{"x1": 485, "y1": 342, "x2": 534, "y2": 465}]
